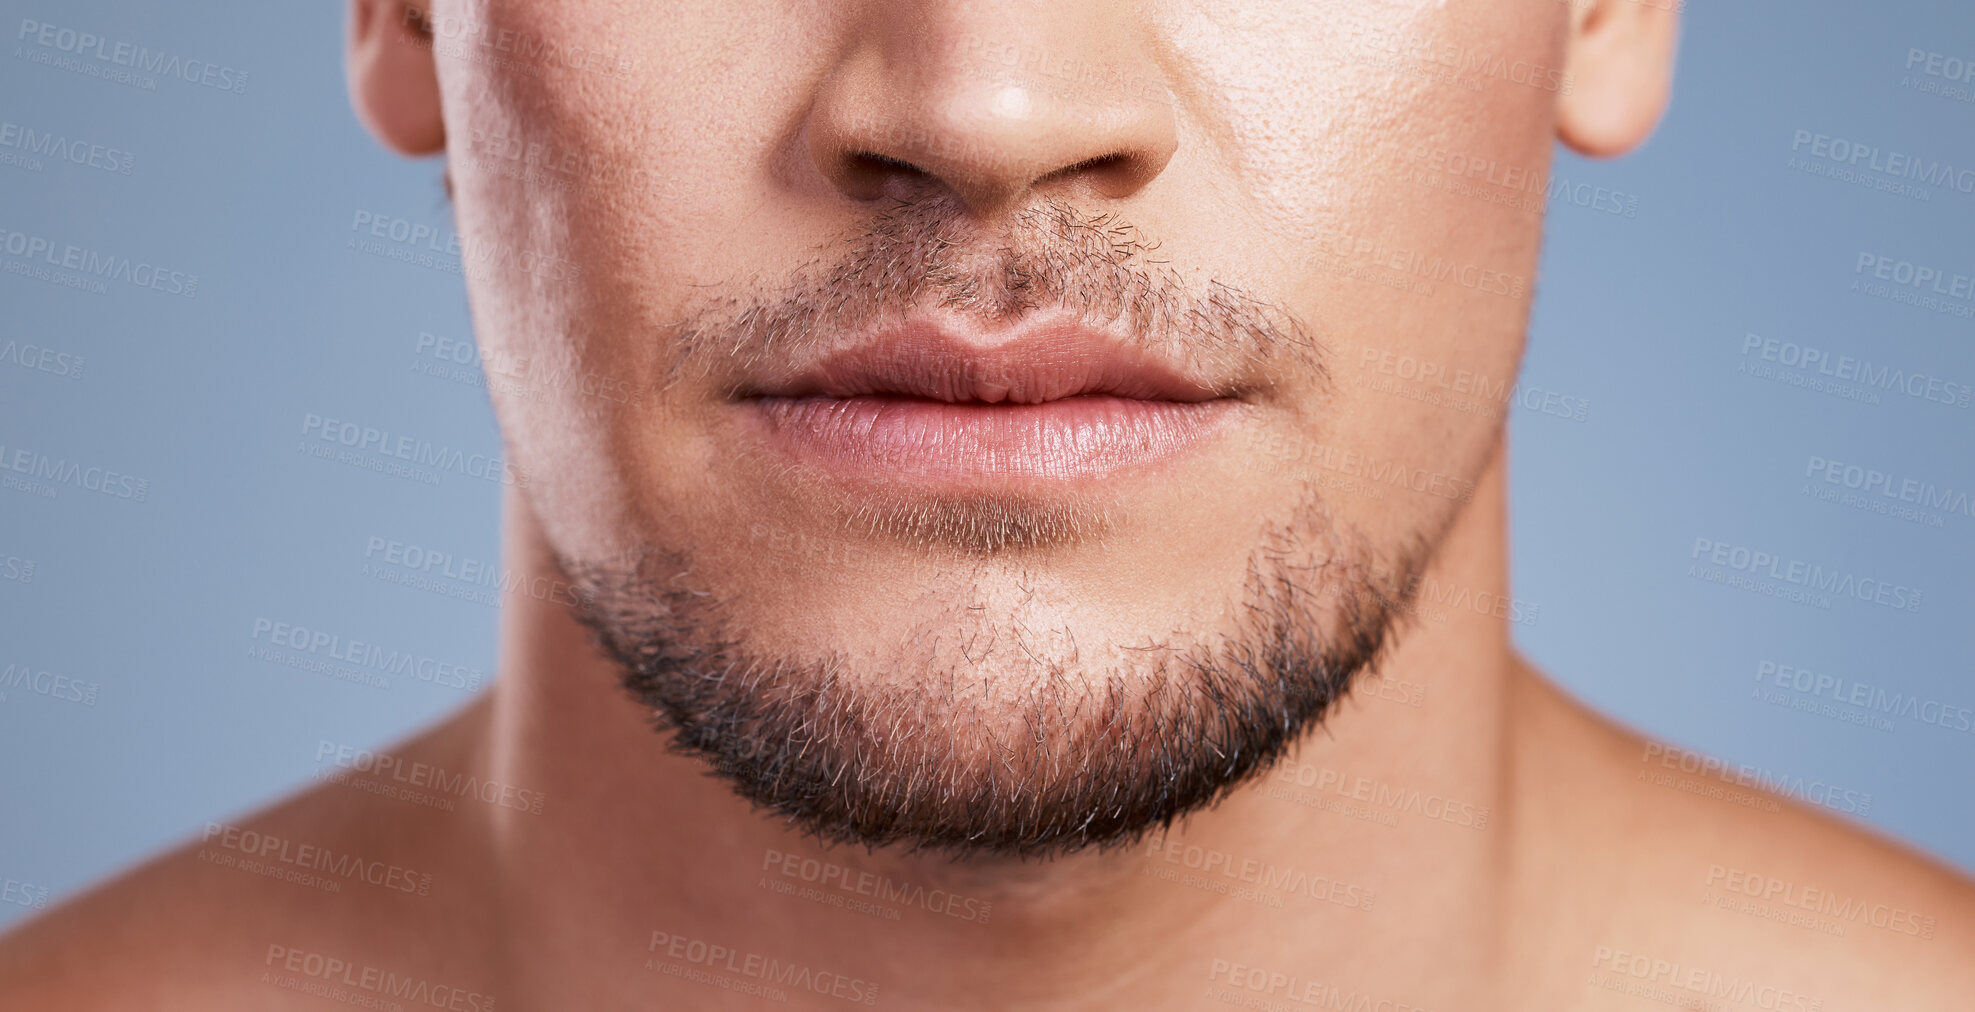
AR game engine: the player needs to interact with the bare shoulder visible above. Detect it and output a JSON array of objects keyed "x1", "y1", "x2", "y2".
[
  {"x1": 0, "y1": 704, "x2": 500, "y2": 1010},
  {"x1": 1506, "y1": 666, "x2": 1975, "y2": 1012}
]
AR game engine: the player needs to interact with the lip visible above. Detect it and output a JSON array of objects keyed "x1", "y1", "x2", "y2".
[{"x1": 732, "y1": 316, "x2": 1246, "y2": 484}]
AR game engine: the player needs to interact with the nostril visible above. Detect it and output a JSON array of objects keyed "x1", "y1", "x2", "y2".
[
  {"x1": 1041, "y1": 152, "x2": 1154, "y2": 200},
  {"x1": 848, "y1": 151, "x2": 927, "y2": 181},
  {"x1": 835, "y1": 151, "x2": 932, "y2": 201},
  {"x1": 1045, "y1": 154, "x2": 1127, "y2": 180}
]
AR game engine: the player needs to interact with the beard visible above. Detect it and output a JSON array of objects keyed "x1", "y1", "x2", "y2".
[
  {"x1": 561, "y1": 514, "x2": 1426, "y2": 861},
  {"x1": 549, "y1": 195, "x2": 1440, "y2": 859}
]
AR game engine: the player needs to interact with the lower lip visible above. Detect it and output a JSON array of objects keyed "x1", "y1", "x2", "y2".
[{"x1": 743, "y1": 395, "x2": 1241, "y2": 483}]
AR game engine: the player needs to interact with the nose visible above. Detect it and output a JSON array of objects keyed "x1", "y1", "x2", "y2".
[{"x1": 804, "y1": 1, "x2": 1180, "y2": 215}]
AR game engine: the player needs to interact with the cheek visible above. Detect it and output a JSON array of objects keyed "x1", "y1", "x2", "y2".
[
  {"x1": 435, "y1": 0, "x2": 817, "y2": 339},
  {"x1": 1155, "y1": 3, "x2": 1565, "y2": 526},
  {"x1": 1269, "y1": 22, "x2": 1554, "y2": 343},
  {"x1": 438, "y1": 0, "x2": 830, "y2": 285},
  {"x1": 1204, "y1": 5, "x2": 1562, "y2": 328},
  {"x1": 432, "y1": 1, "x2": 833, "y2": 554}
]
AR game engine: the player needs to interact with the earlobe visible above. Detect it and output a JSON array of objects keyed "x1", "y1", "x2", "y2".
[
  {"x1": 1555, "y1": 0, "x2": 1680, "y2": 158},
  {"x1": 347, "y1": 0, "x2": 446, "y2": 157}
]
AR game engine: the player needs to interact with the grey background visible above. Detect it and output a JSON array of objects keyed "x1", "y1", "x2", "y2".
[{"x1": 1, "y1": 0, "x2": 1971, "y2": 928}]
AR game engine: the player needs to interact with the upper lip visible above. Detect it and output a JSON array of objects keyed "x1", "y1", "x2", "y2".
[{"x1": 736, "y1": 315, "x2": 1231, "y2": 404}]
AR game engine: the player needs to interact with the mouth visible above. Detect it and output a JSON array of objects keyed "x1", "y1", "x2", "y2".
[{"x1": 731, "y1": 315, "x2": 1249, "y2": 485}]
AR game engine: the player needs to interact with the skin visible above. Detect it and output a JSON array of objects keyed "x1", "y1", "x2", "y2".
[{"x1": 5, "y1": 0, "x2": 1974, "y2": 1008}]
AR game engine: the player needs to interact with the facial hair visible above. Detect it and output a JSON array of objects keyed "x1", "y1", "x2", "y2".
[{"x1": 553, "y1": 195, "x2": 1434, "y2": 859}]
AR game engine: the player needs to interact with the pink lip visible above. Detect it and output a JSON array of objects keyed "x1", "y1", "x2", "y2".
[{"x1": 733, "y1": 317, "x2": 1247, "y2": 484}]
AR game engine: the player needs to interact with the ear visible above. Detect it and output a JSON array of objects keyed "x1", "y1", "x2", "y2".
[
  {"x1": 1556, "y1": 0, "x2": 1680, "y2": 158},
  {"x1": 347, "y1": 0, "x2": 446, "y2": 156}
]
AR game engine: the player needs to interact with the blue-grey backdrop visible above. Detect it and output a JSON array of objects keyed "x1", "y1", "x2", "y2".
[{"x1": 2, "y1": 0, "x2": 1972, "y2": 928}]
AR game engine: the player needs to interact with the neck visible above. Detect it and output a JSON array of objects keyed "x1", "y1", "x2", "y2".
[{"x1": 466, "y1": 445, "x2": 1519, "y2": 1009}]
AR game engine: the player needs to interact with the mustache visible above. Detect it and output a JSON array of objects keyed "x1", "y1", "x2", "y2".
[{"x1": 663, "y1": 196, "x2": 1325, "y2": 389}]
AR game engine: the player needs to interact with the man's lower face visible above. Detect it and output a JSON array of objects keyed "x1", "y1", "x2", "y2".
[
  {"x1": 527, "y1": 195, "x2": 1457, "y2": 859},
  {"x1": 436, "y1": 0, "x2": 1554, "y2": 861}
]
